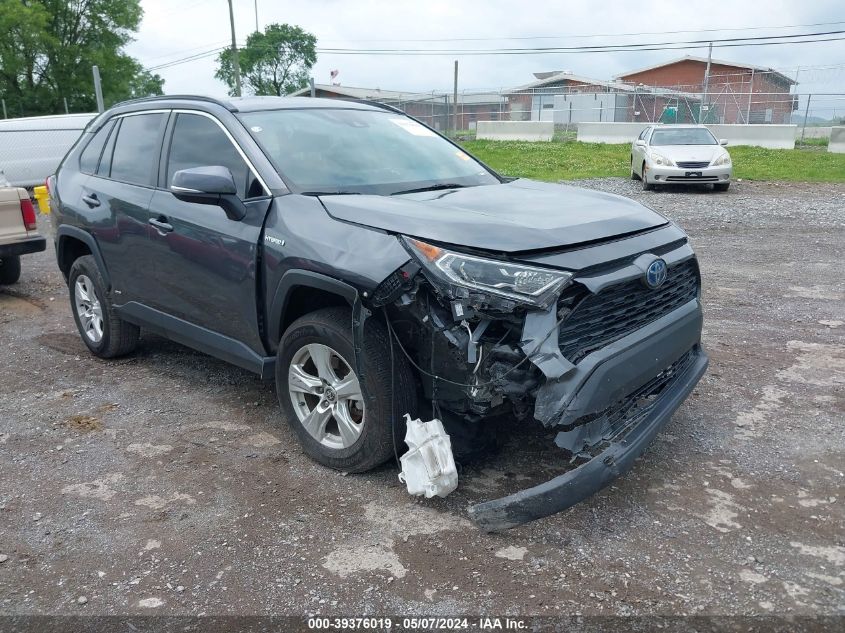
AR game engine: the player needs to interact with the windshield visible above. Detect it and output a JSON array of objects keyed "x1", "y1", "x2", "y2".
[
  {"x1": 238, "y1": 108, "x2": 499, "y2": 195},
  {"x1": 650, "y1": 128, "x2": 717, "y2": 146}
]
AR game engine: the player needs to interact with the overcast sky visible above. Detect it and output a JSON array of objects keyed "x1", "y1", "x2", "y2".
[{"x1": 127, "y1": 0, "x2": 845, "y2": 99}]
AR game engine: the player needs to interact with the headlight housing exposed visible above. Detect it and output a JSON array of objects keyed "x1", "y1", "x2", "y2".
[
  {"x1": 711, "y1": 152, "x2": 731, "y2": 166},
  {"x1": 403, "y1": 237, "x2": 572, "y2": 309},
  {"x1": 649, "y1": 151, "x2": 674, "y2": 166}
]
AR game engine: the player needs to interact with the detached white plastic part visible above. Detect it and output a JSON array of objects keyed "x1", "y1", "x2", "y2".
[{"x1": 398, "y1": 414, "x2": 458, "y2": 498}]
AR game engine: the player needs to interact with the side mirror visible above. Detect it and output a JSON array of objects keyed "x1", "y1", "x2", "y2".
[
  {"x1": 635, "y1": 139, "x2": 647, "y2": 147},
  {"x1": 170, "y1": 166, "x2": 246, "y2": 221},
  {"x1": 719, "y1": 139, "x2": 729, "y2": 146}
]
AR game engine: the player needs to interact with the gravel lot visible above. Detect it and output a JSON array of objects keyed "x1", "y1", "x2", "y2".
[{"x1": 0, "y1": 179, "x2": 843, "y2": 619}]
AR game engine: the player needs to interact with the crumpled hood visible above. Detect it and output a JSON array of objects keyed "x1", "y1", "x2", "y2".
[{"x1": 318, "y1": 179, "x2": 667, "y2": 253}]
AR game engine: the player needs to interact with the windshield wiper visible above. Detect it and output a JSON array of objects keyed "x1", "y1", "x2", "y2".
[
  {"x1": 300, "y1": 191, "x2": 361, "y2": 196},
  {"x1": 390, "y1": 183, "x2": 468, "y2": 196}
]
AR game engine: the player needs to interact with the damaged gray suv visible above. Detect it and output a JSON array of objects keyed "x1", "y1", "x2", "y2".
[{"x1": 50, "y1": 95, "x2": 707, "y2": 531}]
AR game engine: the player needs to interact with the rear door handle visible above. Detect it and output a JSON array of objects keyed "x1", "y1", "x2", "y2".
[
  {"x1": 148, "y1": 218, "x2": 173, "y2": 233},
  {"x1": 82, "y1": 194, "x2": 100, "y2": 208}
]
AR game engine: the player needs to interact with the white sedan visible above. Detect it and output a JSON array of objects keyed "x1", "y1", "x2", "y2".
[{"x1": 631, "y1": 125, "x2": 732, "y2": 192}]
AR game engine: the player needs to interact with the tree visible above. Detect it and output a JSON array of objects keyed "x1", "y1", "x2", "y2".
[
  {"x1": 216, "y1": 24, "x2": 316, "y2": 97},
  {"x1": 0, "y1": 0, "x2": 163, "y2": 116}
]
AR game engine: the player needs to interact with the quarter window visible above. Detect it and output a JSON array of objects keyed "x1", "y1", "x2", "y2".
[
  {"x1": 109, "y1": 113, "x2": 168, "y2": 186},
  {"x1": 166, "y1": 113, "x2": 262, "y2": 199},
  {"x1": 79, "y1": 120, "x2": 115, "y2": 174}
]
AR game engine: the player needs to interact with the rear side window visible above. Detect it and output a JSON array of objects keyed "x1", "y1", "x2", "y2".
[
  {"x1": 166, "y1": 113, "x2": 262, "y2": 199},
  {"x1": 109, "y1": 113, "x2": 168, "y2": 186},
  {"x1": 79, "y1": 120, "x2": 115, "y2": 174}
]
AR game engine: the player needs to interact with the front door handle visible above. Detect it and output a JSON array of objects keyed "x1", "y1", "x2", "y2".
[
  {"x1": 82, "y1": 194, "x2": 100, "y2": 208},
  {"x1": 148, "y1": 218, "x2": 173, "y2": 233}
]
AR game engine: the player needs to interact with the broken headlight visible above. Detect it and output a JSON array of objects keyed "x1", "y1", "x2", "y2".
[{"x1": 403, "y1": 237, "x2": 572, "y2": 308}]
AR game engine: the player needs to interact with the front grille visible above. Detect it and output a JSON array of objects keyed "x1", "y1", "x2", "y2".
[
  {"x1": 557, "y1": 258, "x2": 699, "y2": 362},
  {"x1": 675, "y1": 161, "x2": 711, "y2": 169}
]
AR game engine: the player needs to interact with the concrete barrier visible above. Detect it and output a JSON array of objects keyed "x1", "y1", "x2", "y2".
[
  {"x1": 577, "y1": 122, "x2": 646, "y2": 144},
  {"x1": 707, "y1": 125, "x2": 796, "y2": 149},
  {"x1": 795, "y1": 126, "x2": 832, "y2": 140},
  {"x1": 576, "y1": 122, "x2": 798, "y2": 149},
  {"x1": 828, "y1": 127, "x2": 845, "y2": 153},
  {"x1": 476, "y1": 121, "x2": 553, "y2": 141}
]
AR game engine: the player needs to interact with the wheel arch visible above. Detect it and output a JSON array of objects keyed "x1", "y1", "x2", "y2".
[
  {"x1": 56, "y1": 226, "x2": 109, "y2": 288},
  {"x1": 268, "y1": 270, "x2": 359, "y2": 349}
]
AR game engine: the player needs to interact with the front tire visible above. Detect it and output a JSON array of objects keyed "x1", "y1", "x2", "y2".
[
  {"x1": 0, "y1": 256, "x2": 21, "y2": 284},
  {"x1": 68, "y1": 255, "x2": 139, "y2": 358},
  {"x1": 630, "y1": 157, "x2": 640, "y2": 181},
  {"x1": 276, "y1": 307, "x2": 417, "y2": 473},
  {"x1": 714, "y1": 182, "x2": 730, "y2": 192},
  {"x1": 641, "y1": 163, "x2": 654, "y2": 191}
]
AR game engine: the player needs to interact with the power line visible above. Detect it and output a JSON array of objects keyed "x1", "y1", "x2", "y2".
[
  {"x1": 320, "y1": 20, "x2": 845, "y2": 43},
  {"x1": 143, "y1": 29, "x2": 845, "y2": 72},
  {"x1": 316, "y1": 29, "x2": 845, "y2": 55},
  {"x1": 316, "y1": 37, "x2": 845, "y2": 56}
]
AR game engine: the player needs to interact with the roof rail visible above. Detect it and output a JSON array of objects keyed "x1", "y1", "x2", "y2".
[
  {"x1": 111, "y1": 94, "x2": 237, "y2": 111},
  {"x1": 348, "y1": 98, "x2": 407, "y2": 116}
]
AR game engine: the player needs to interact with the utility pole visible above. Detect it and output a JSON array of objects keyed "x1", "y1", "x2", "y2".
[
  {"x1": 92, "y1": 65, "x2": 105, "y2": 113},
  {"x1": 453, "y1": 60, "x2": 458, "y2": 136},
  {"x1": 701, "y1": 42, "x2": 712, "y2": 124},
  {"x1": 800, "y1": 94, "x2": 812, "y2": 146},
  {"x1": 254, "y1": 0, "x2": 259, "y2": 32},
  {"x1": 227, "y1": 0, "x2": 242, "y2": 97}
]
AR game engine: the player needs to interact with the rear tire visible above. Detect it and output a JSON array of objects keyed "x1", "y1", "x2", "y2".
[
  {"x1": 68, "y1": 255, "x2": 139, "y2": 358},
  {"x1": 276, "y1": 307, "x2": 417, "y2": 473},
  {"x1": 714, "y1": 182, "x2": 730, "y2": 192},
  {"x1": 641, "y1": 163, "x2": 654, "y2": 191},
  {"x1": 0, "y1": 256, "x2": 21, "y2": 284}
]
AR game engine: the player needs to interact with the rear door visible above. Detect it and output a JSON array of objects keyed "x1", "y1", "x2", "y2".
[
  {"x1": 79, "y1": 111, "x2": 169, "y2": 304},
  {"x1": 145, "y1": 111, "x2": 268, "y2": 352}
]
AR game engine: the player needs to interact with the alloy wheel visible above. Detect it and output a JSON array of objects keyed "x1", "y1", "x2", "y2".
[
  {"x1": 288, "y1": 343, "x2": 365, "y2": 449},
  {"x1": 74, "y1": 275, "x2": 104, "y2": 343}
]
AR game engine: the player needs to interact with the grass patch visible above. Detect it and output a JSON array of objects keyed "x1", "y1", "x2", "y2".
[
  {"x1": 797, "y1": 136, "x2": 829, "y2": 147},
  {"x1": 461, "y1": 140, "x2": 845, "y2": 183}
]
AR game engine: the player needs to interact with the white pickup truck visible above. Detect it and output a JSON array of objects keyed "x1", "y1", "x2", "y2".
[{"x1": 0, "y1": 178, "x2": 46, "y2": 284}]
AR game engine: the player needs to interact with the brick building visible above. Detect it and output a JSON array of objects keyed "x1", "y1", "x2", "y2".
[
  {"x1": 506, "y1": 71, "x2": 700, "y2": 124},
  {"x1": 615, "y1": 56, "x2": 797, "y2": 124}
]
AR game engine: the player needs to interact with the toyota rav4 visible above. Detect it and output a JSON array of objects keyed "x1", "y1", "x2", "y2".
[{"x1": 50, "y1": 96, "x2": 708, "y2": 530}]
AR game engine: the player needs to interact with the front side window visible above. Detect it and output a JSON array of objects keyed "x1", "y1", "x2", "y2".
[
  {"x1": 650, "y1": 128, "x2": 717, "y2": 146},
  {"x1": 238, "y1": 108, "x2": 499, "y2": 195},
  {"x1": 109, "y1": 113, "x2": 168, "y2": 186},
  {"x1": 166, "y1": 113, "x2": 262, "y2": 199}
]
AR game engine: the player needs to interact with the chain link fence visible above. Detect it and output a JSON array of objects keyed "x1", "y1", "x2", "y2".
[{"x1": 350, "y1": 86, "x2": 844, "y2": 139}]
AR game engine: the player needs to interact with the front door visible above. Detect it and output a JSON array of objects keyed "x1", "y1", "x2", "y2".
[{"x1": 146, "y1": 111, "x2": 268, "y2": 353}]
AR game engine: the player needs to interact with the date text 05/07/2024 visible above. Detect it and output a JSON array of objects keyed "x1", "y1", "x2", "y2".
[{"x1": 307, "y1": 616, "x2": 528, "y2": 630}]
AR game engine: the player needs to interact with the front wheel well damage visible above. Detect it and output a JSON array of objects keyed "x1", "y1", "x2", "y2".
[{"x1": 280, "y1": 286, "x2": 349, "y2": 336}]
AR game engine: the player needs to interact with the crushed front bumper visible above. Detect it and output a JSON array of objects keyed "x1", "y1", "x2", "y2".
[{"x1": 468, "y1": 299, "x2": 708, "y2": 531}]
